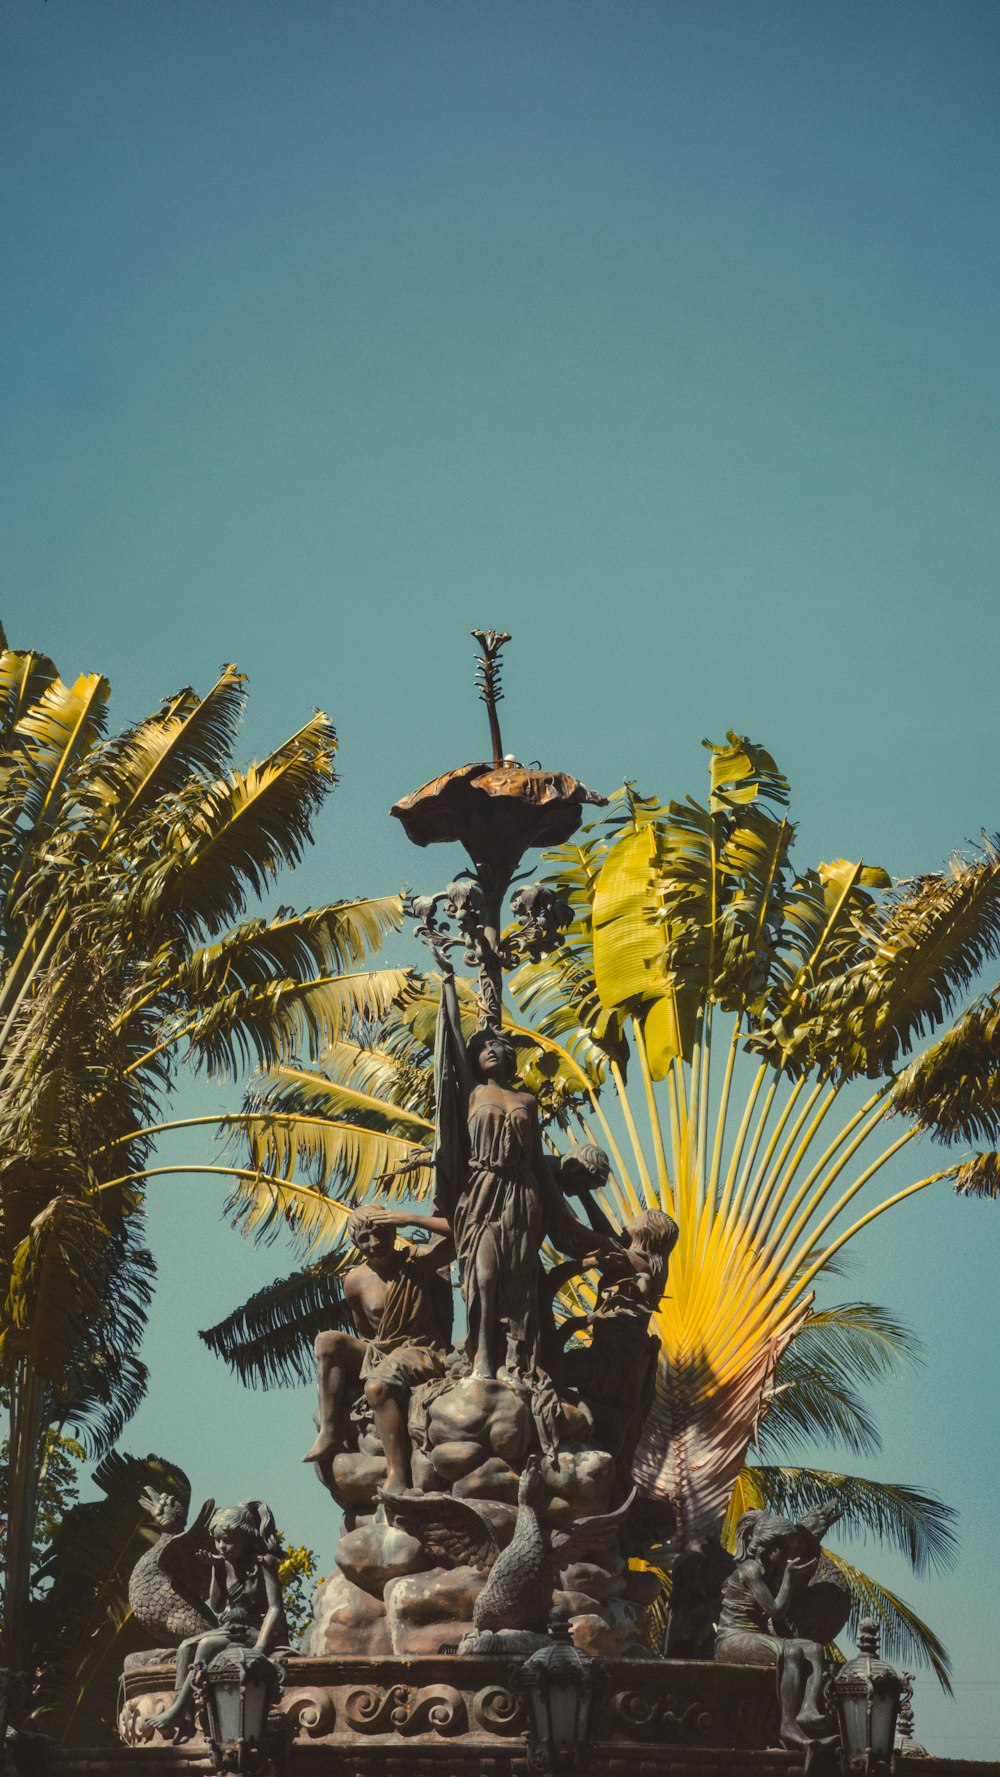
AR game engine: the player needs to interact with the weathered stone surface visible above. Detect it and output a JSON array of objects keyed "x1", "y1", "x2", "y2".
[
  {"x1": 330, "y1": 1450, "x2": 387, "y2": 1510},
  {"x1": 420, "y1": 1375, "x2": 533, "y2": 1468},
  {"x1": 428, "y1": 1438, "x2": 483, "y2": 1482},
  {"x1": 117, "y1": 1651, "x2": 789, "y2": 1758},
  {"x1": 301, "y1": 1568, "x2": 391, "y2": 1657},
  {"x1": 453, "y1": 1455, "x2": 520, "y2": 1502},
  {"x1": 460, "y1": 1496, "x2": 517, "y2": 1547},
  {"x1": 570, "y1": 1609, "x2": 647, "y2": 1656},
  {"x1": 542, "y1": 1446, "x2": 614, "y2": 1524},
  {"x1": 384, "y1": 1562, "x2": 486, "y2": 1654},
  {"x1": 560, "y1": 1559, "x2": 621, "y2": 1602},
  {"x1": 334, "y1": 1516, "x2": 429, "y2": 1598}
]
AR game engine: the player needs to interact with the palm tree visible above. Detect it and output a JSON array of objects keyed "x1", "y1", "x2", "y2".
[
  {"x1": 200, "y1": 731, "x2": 1000, "y2": 1682},
  {"x1": 0, "y1": 625, "x2": 407, "y2": 1676}
]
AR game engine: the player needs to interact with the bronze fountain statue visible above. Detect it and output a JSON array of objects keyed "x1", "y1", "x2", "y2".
[{"x1": 118, "y1": 630, "x2": 854, "y2": 1772}]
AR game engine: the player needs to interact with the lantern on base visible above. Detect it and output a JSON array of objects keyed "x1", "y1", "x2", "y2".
[
  {"x1": 830, "y1": 1617, "x2": 905, "y2": 1776},
  {"x1": 519, "y1": 1607, "x2": 595, "y2": 1773},
  {"x1": 194, "y1": 1617, "x2": 285, "y2": 1775}
]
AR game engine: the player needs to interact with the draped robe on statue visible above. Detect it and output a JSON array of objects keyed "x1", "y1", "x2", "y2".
[{"x1": 432, "y1": 982, "x2": 611, "y2": 1386}]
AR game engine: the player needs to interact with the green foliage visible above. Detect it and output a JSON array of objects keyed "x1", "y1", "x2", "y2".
[
  {"x1": 29, "y1": 1449, "x2": 192, "y2": 1746},
  {"x1": 0, "y1": 1430, "x2": 85, "y2": 1606},
  {"x1": 199, "y1": 1252, "x2": 353, "y2": 1388},
  {"x1": 0, "y1": 626, "x2": 403, "y2": 1668}
]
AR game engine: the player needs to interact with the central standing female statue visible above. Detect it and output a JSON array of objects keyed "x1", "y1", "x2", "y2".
[{"x1": 433, "y1": 947, "x2": 613, "y2": 1384}]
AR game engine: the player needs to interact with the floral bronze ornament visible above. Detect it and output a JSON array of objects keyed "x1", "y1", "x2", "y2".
[{"x1": 393, "y1": 631, "x2": 604, "y2": 1026}]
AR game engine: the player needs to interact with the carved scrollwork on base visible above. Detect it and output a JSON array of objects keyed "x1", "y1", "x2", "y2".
[
  {"x1": 282, "y1": 1688, "x2": 337, "y2": 1738},
  {"x1": 471, "y1": 1685, "x2": 524, "y2": 1736},
  {"x1": 610, "y1": 1689, "x2": 714, "y2": 1743},
  {"x1": 342, "y1": 1683, "x2": 467, "y2": 1737}
]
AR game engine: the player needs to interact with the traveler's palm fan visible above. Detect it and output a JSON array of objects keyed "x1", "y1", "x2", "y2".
[{"x1": 208, "y1": 735, "x2": 1000, "y2": 1685}]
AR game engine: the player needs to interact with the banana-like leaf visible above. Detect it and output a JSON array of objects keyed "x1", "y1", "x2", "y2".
[
  {"x1": 593, "y1": 822, "x2": 665, "y2": 1011},
  {"x1": 0, "y1": 647, "x2": 58, "y2": 756},
  {"x1": 199, "y1": 1251, "x2": 353, "y2": 1388},
  {"x1": 704, "y1": 735, "x2": 788, "y2": 813}
]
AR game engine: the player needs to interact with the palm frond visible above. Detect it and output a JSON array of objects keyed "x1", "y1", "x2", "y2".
[
  {"x1": 199, "y1": 1253, "x2": 353, "y2": 1388},
  {"x1": 952, "y1": 1151, "x2": 1000, "y2": 1199},
  {"x1": 890, "y1": 992, "x2": 1000, "y2": 1146},
  {"x1": 173, "y1": 966, "x2": 413, "y2": 1076},
  {"x1": 746, "y1": 1465, "x2": 957, "y2": 1579},
  {"x1": 240, "y1": 1103, "x2": 432, "y2": 1204},
  {"x1": 756, "y1": 1303, "x2": 920, "y2": 1463},
  {"x1": 855, "y1": 846, "x2": 1000, "y2": 1070},
  {"x1": 168, "y1": 898, "x2": 404, "y2": 1006},
  {"x1": 822, "y1": 1551, "x2": 953, "y2": 1692},
  {"x1": 223, "y1": 1171, "x2": 353, "y2": 1255},
  {"x1": 85, "y1": 664, "x2": 247, "y2": 821},
  {"x1": 320, "y1": 1029, "x2": 435, "y2": 1117},
  {"x1": 249, "y1": 1066, "x2": 433, "y2": 1140},
  {"x1": 139, "y1": 714, "x2": 338, "y2": 938}
]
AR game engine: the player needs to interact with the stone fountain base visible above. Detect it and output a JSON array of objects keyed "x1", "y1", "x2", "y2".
[{"x1": 117, "y1": 1651, "x2": 783, "y2": 1773}]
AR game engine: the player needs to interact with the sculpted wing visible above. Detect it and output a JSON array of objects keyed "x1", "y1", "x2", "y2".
[
  {"x1": 553, "y1": 1486, "x2": 637, "y2": 1562},
  {"x1": 158, "y1": 1497, "x2": 216, "y2": 1601},
  {"x1": 380, "y1": 1490, "x2": 499, "y2": 1573}
]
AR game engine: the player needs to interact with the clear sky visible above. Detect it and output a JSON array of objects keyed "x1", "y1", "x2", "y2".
[{"x1": 3, "y1": 0, "x2": 999, "y2": 1758}]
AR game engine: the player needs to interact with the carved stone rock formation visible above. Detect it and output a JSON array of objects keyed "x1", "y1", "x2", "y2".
[{"x1": 301, "y1": 1569, "x2": 392, "y2": 1658}]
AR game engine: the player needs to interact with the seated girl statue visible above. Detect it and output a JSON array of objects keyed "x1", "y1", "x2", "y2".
[
  {"x1": 715, "y1": 1508, "x2": 833, "y2": 1751},
  {"x1": 153, "y1": 1500, "x2": 287, "y2": 1739}
]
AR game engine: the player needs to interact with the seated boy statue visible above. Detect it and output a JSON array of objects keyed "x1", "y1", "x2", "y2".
[{"x1": 303, "y1": 1206, "x2": 453, "y2": 1495}]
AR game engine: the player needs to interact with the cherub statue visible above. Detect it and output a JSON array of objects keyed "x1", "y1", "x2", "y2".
[
  {"x1": 303, "y1": 1206, "x2": 454, "y2": 1495},
  {"x1": 152, "y1": 1500, "x2": 287, "y2": 1738},
  {"x1": 559, "y1": 1209, "x2": 678, "y2": 1500},
  {"x1": 715, "y1": 1504, "x2": 843, "y2": 1752}
]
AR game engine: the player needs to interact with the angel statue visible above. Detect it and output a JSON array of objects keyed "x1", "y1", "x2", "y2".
[
  {"x1": 558, "y1": 1207, "x2": 678, "y2": 1502},
  {"x1": 433, "y1": 946, "x2": 617, "y2": 1385}
]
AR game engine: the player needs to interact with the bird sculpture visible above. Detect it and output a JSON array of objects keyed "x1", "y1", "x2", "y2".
[
  {"x1": 128, "y1": 1489, "x2": 216, "y2": 1645},
  {"x1": 381, "y1": 1459, "x2": 639, "y2": 1640},
  {"x1": 472, "y1": 1457, "x2": 552, "y2": 1634}
]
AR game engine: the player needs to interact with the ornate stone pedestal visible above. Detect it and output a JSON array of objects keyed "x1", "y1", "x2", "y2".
[{"x1": 118, "y1": 1652, "x2": 782, "y2": 1773}]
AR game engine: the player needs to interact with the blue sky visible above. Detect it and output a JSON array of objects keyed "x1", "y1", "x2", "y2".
[{"x1": 3, "y1": 1, "x2": 999, "y2": 1757}]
